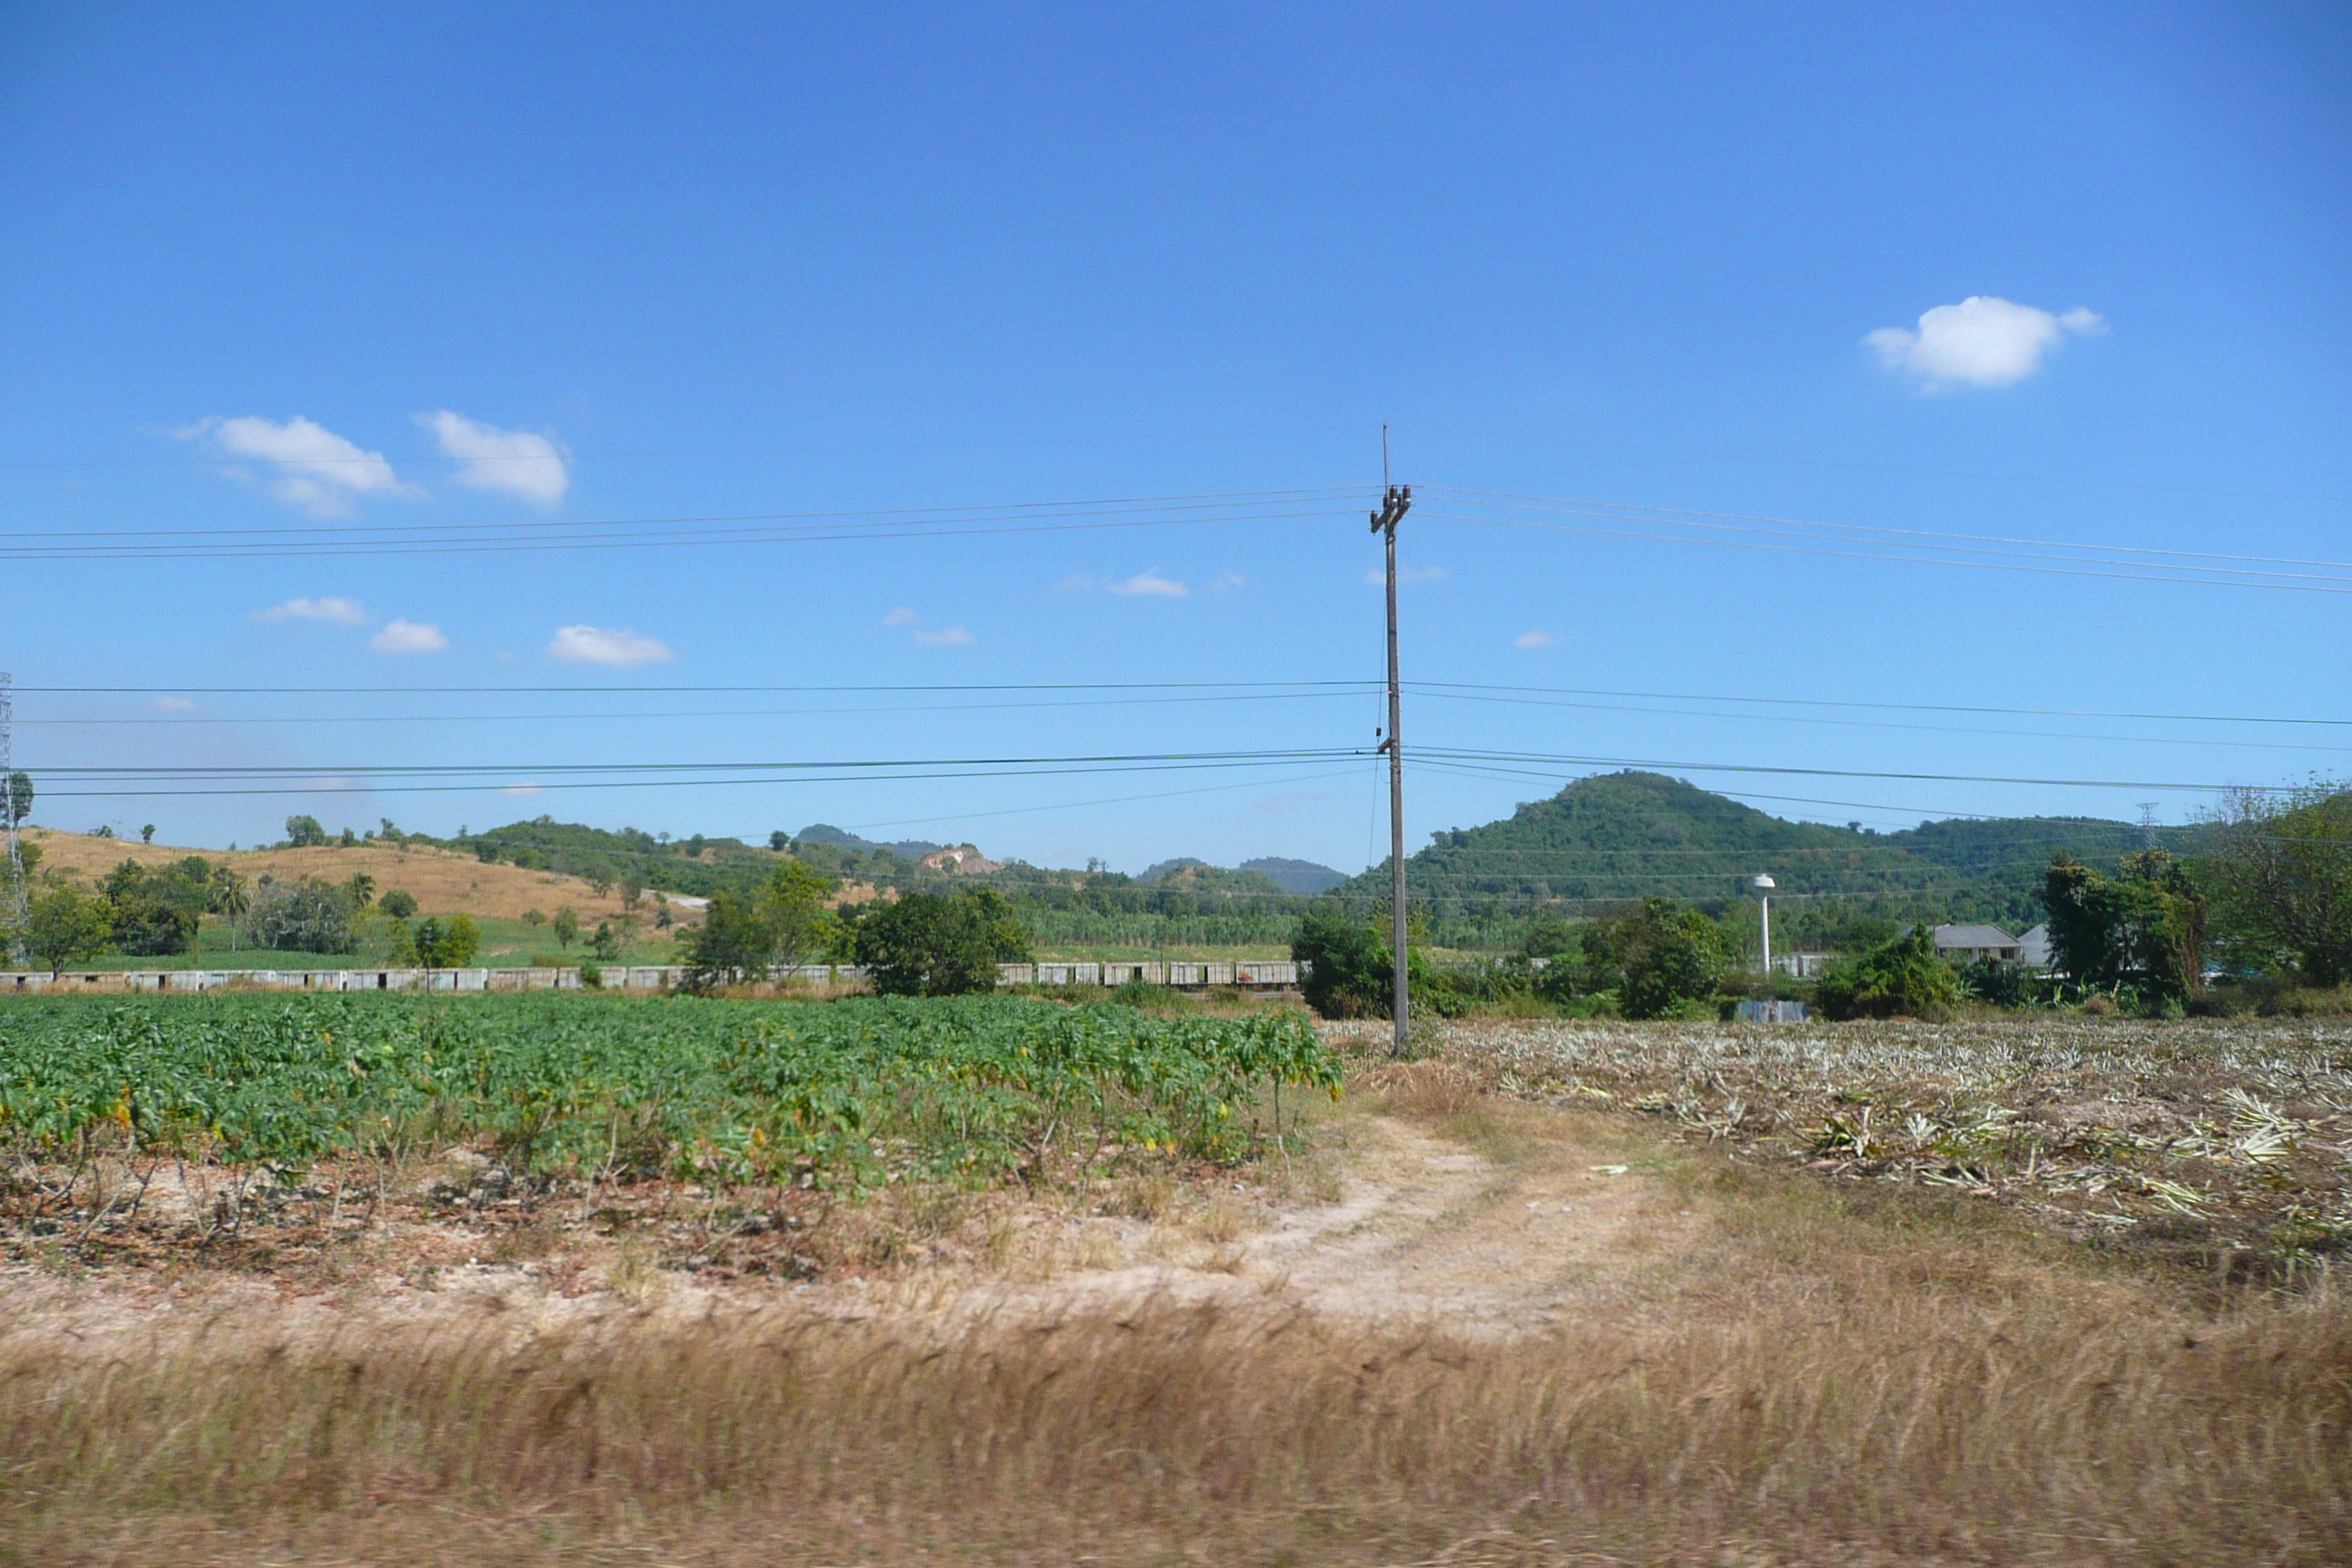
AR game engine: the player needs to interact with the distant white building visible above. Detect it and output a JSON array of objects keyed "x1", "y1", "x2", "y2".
[
  {"x1": 1927, "y1": 924, "x2": 2024, "y2": 964},
  {"x1": 2016, "y1": 923, "x2": 2052, "y2": 970},
  {"x1": 1768, "y1": 951, "x2": 1833, "y2": 978}
]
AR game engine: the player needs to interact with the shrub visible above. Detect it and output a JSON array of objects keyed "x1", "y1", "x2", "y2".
[
  {"x1": 1815, "y1": 924, "x2": 1964, "y2": 1020},
  {"x1": 377, "y1": 889, "x2": 418, "y2": 920},
  {"x1": 856, "y1": 889, "x2": 1030, "y2": 997},
  {"x1": 1580, "y1": 897, "x2": 1727, "y2": 1020}
]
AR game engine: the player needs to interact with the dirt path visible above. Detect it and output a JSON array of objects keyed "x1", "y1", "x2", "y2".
[{"x1": 0, "y1": 1099, "x2": 1710, "y2": 1351}]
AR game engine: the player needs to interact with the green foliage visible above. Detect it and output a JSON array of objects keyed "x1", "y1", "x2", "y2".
[
  {"x1": 0, "y1": 995, "x2": 1342, "y2": 1182},
  {"x1": 1579, "y1": 897, "x2": 1727, "y2": 1019},
  {"x1": 1814, "y1": 924, "x2": 1964, "y2": 1020},
  {"x1": 377, "y1": 889, "x2": 418, "y2": 920},
  {"x1": 282, "y1": 815, "x2": 329, "y2": 848},
  {"x1": 413, "y1": 913, "x2": 481, "y2": 970},
  {"x1": 1292, "y1": 900, "x2": 1391, "y2": 1018},
  {"x1": 244, "y1": 876, "x2": 360, "y2": 954},
  {"x1": 2202, "y1": 783, "x2": 2352, "y2": 986},
  {"x1": 25, "y1": 883, "x2": 113, "y2": 976},
  {"x1": 552, "y1": 907, "x2": 580, "y2": 948},
  {"x1": 855, "y1": 889, "x2": 1030, "y2": 997},
  {"x1": 4, "y1": 771, "x2": 30, "y2": 829},
  {"x1": 99, "y1": 856, "x2": 212, "y2": 956},
  {"x1": 2044, "y1": 850, "x2": 2208, "y2": 1003},
  {"x1": 679, "y1": 861, "x2": 841, "y2": 990}
]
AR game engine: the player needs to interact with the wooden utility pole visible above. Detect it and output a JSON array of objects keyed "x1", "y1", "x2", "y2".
[{"x1": 1368, "y1": 435, "x2": 1413, "y2": 1057}]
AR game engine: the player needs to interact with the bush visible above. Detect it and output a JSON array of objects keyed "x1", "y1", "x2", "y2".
[
  {"x1": 856, "y1": 889, "x2": 1029, "y2": 997},
  {"x1": 377, "y1": 889, "x2": 418, "y2": 920},
  {"x1": 1815, "y1": 924, "x2": 1964, "y2": 1020},
  {"x1": 1580, "y1": 897, "x2": 1727, "y2": 1020},
  {"x1": 1292, "y1": 901, "x2": 1390, "y2": 1017}
]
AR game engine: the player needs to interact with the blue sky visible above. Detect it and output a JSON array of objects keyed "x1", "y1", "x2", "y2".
[{"x1": 2, "y1": 3, "x2": 2347, "y2": 875}]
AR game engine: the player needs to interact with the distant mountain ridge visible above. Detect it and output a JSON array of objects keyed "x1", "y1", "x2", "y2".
[{"x1": 1240, "y1": 856, "x2": 1350, "y2": 894}]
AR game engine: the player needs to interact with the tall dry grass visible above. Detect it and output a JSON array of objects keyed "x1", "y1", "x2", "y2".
[{"x1": 6, "y1": 1275, "x2": 2347, "y2": 1565}]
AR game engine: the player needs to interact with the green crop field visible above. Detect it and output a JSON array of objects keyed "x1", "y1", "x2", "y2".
[{"x1": 0, "y1": 994, "x2": 1340, "y2": 1193}]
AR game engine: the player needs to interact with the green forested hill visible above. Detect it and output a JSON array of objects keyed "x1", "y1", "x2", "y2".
[{"x1": 1338, "y1": 770, "x2": 2198, "y2": 937}]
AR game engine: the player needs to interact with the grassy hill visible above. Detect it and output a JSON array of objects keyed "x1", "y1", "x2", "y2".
[{"x1": 1336, "y1": 770, "x2": 2204, "y2": 942}]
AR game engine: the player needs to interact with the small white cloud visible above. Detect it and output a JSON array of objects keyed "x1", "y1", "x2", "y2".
[
  {"x1": 417, "y1": 410, "x2": 570, "y2": 505},
  {"x1": 253, "y1": 595, "x2": 370, "y2": 625},
  {"x1": 153, "y1": 696, "x2": 199, "y2": 712},
  {"x1": 502, "y1": 783, "x2": 544, "y2": 798},
  {"x1": 913, "y1": 626, "x2": 973, "y2": 647},
  {"x1": 1365, "y1": 564, "x2": 1447, "y2": 586},
  {"x1": 548, "y1": 625, "x2": 674, "y2": 666},
  {"x1": 1513, "y1": 629, "x2": 1555, "y2": 649},
  {"x1": 1112, "y1": 568, "x2": 1186, "y2": 597},
  {"x1": 371, "y1": 619, "x2": 450, "y2": 655},
  {"x1": 183, "y1": 416, "x2": 415, "y2": 516},
  {"x1": 1865, "y1": 295, "x2": 2106, "y2": 388},
  {"x1": 1057, "y1": 568, "x2": 1191, "y2": 597},
  {"x1": 881, "y1": 606, "x2": 921, "y2": 627},
  {"x1": 1209, "y1": 571, "x2": 1250, "y2": 592}
]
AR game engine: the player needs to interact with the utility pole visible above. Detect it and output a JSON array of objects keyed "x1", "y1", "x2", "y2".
[
  {"x1": 1369, "y1": 430, "x2": 1413, "y2": 1057},
  {"x1": 1, "y1": 672, "x2": 25, "y2": 969}
]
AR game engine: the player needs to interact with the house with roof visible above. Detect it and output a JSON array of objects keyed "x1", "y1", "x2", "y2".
[{"x1": 1927, "y1": 923, "x2": 2025, "y2": 964}]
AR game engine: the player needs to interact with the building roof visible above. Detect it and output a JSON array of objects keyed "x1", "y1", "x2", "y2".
[{"x1": 1929, "y1": 923, "x2": 2018, "y2": 949}]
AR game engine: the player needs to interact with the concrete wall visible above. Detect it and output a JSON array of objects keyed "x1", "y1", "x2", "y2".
[{"x1": 1, "y1": 959, "x2": 1305, "y2": 995}]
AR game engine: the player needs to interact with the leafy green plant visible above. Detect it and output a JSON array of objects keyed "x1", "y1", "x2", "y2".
[{"x1": 1814, "y1": 924, "x2": 1964, "y2": 1020}]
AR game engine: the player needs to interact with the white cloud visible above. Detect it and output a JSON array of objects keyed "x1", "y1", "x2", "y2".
[
  {"x1": 881, "y1": 606, "x2": 921, "y2": 627},
  {"x1": 548, "y1": 625, "x2": 674, "y2": 666},
  {"x1": 913, "y1": 626, "x2": 973, "y2": 647},
  {"x1": 253, "y1": 595, "x2": 370, "y2": 625},
  {"x1": 183, "y1": 416, "x2": 414, "y2": 516},
  {"x1": 1513, "y1": 629, "x2": 1555, "y2": 649},
  {"x1": 1865, "y1": 296, "x2": 2106, "y2": 388},
  {"x1": 1365, "y1": 564, "x2": 1447, "y2": 586},
  {"x1": 152, "y1": 696, "x2": 199, "y2": 712},
  {"x1": 502, "y1": 783, "x2": 543, "y2": 798},
  {"x1": 371, "y1": 619, "x2": 449, "y2": 655},
  {"x1": 1209, "y1": 571, "x2": 1250, "y2": 592},
  {"x1": 417, "y1": 410, "x2": 570, "y2": 505},
  {"x1": 1057, "y1": 568, "x2": 1191, "y2": 597}
]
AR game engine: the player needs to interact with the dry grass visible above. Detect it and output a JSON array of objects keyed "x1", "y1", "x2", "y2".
[
  {"x1": 19, "y1": 828, "x2": 650, "y2": 924},
  {"x1": 9, "y1": 1024, "x2": 2352, "y2": 1562},
  {"x1": 3, "y1": 1267, "x2": 2345, "y2": 1566}
]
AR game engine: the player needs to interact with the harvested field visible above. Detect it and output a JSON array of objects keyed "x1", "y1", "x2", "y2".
[
  {"x1": 2, "y1": 1007, "x2": 2348, "y2": 1565},
  {"x1": 1394, "y1": 1017, "x2": 2352, "y2": 1286}
]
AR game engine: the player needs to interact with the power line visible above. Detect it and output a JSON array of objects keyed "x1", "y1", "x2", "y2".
[
  {"x1": 1426, "y1": 484, "x2": 2352, "y2": 575},
  {"x1": 1395, "y1": 424, "x2": 2352, "y2": 508},
  {"x1": 1409, "y1": 681, "x2": 2352, "y2": 731}
]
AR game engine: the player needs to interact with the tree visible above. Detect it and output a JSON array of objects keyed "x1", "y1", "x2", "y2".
[
  {"x1": 2203, "y1": 783, "x2": 2352, "y2": 986},
  {"x1": 244, "y1": 876, "x2": 360, "y2": 954},
  {"x1": 759, "y1": 860, "x2": 838, "y2": 975},
  {"x1": 856, "y1": 889, "x2": 1029, "y2": 997},
  {"x1": 207, "y1": 866, "x2": 250, "y2": 951},
  {"x1": 1815, "y1": 924, "x2": 1964, "y2": 1020},
  {"x1": 140, "y1": 824, "x2": 156, "y2": 845},
  {"x1": 282, "y1": 815, "x2": 329, "y2": 848},
  {"x1": 591, "y1": 921, "x2": 622, "y2": 961},
  {"x1": 619, "y1": 875, "x2": 643, "y2": 912},
  {"x1": 100, "y1": 856, "x2": 207, "y2": 956},
  {"x1": 377, "y1": 889, "x2": 418, "y2": 920},
  {"x1": 413, "y1": 913, "x2": 480, "y2": 970},
  {"x1": 519, "y1": 905, "x2": 545, "y2": 928},
  {"x1": 4, "y1": 771, "x2": 31, "y2": 829},
  {"x1": 2044, "y1": 851, "x2": 2207, "y2": 1003},
  {"x1": 1581, "y1": 897, "x2": 1727, "y2": 1019},
  {"x1": 585, "y1": 864, "x2": 615, "y2": 898},
  {"x1": 1292, "y1": 900, "x2": 1393, "y2": 1018},
  {"x1": 26, "y1": 883, "x2": 114, "y2": 976},
  {"x1": 346, "y1": 872, "x2": 376, "y2": 908},
  {"x1": 769, "y1": 830, "x2": 791, "y2": 852},
  {"x1": 552, "y1": 906, "x2": 580, "y2": 949},
  {"x1": 676, "y1": 862, "x2": 841, "y2": 990}
]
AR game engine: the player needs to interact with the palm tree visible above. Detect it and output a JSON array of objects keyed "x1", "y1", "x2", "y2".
[{"x1": 208, "y1": 866, "x2": 250, "y2": 951}]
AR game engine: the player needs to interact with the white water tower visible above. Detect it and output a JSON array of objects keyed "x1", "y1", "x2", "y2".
[{"x1": 1752, "y1": 874, "x2": 1776, "y2": 974}]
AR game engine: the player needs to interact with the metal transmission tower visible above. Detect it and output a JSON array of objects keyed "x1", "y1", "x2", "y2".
[
  {"x1": 2138, "y1": 802, "x2": 2160, "y2": 847},
  {"x1": 1, "y1": 672, "x2": 24, "y2": 967},
  {"x1": 1368, "y1": 440, "x2": 1413, "y2": 1058}
]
